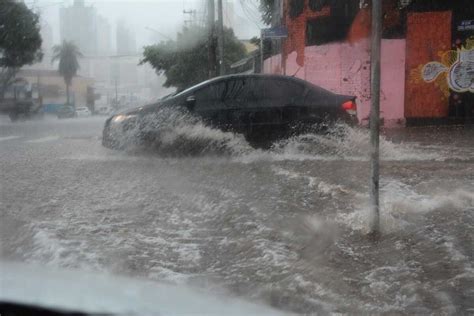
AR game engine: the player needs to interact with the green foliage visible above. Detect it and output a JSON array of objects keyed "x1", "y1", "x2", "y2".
[
  {"x1": 51, "y1": 41, "x2": 82, "y2": 86},
  {"x1": 259, "y1": 0, "x2": 274, "y2": 25},
  {"x1": 141, "y1": 26, "x2": 247, "y2": 92},
  {"x1": 51, "y1": 40, "x2": 82, "y2": 105},
  {"x1": 0, "y1": 0, "x2": 43, "y2": 68},
  {"x1": 0, "y1": 0, "x2": 43, "y2": 97}
]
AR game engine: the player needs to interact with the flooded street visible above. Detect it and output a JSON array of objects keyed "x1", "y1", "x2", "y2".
[{"x1": 1, "y1": 116, "x2": 473, "y2": 314}]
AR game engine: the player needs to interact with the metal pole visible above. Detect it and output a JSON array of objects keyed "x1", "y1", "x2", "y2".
[
  {"x1": 207, "y1": 0, "x2": 216, "y2": 78},
  {"x1": 260, "y1": 30, "x2": 264, "y2": 73},
  {"x1": 370, "y1": 0, "x2": 382, "y2": 236},
  {"x1": 217, "y1": 0, "x2": 225, "y2": 75},
  {"x1": 114, "y1": 77, "x2": 118, "y2": 110}
]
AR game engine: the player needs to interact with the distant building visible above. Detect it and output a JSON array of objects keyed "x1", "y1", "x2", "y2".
[
  {"x1": 97, "y1": 15, "x2": 112, "y2": 56},
  {"x1": 15, "y1": 69, "x2": 94, "y2": 110},
  {"x1": 59, "y1": 0, "x2": 98, "y2": 56},
  {"x1": 33, "y1": 20, "x2": 54, "y2": 70},
  {"x1": 41, "y1": 21, "x2": 53, "y2": 58},
  {"x1": 116, "y1": 19, "x2": 136, "y2": 55}
]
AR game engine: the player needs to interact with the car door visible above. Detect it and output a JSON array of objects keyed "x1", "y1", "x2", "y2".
[
  {"x1": 262, "y1": 78, "x2": 307, "y2": 125},
  {"x1": 303, "y1": 84, "x2": 342, "y2": 122},
  {"x1": 221, "y1": 77, "x2": 267, "y2": 133},
  {"x1": 191, "y1": 79, "x2": 228, "y2": 126}
]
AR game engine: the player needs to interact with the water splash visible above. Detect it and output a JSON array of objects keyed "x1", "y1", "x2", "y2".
[
  {"x1": 108, "y1": 107, "x2": 253, "y2": 156},
  {"x1": 265, "y1": 124, "x2": 442, "y2": 162},
  {"x1": 336, "y1": 179, "x2": 474, "y2": 234},
  {"x1": 110, "y1": 108, "x2": 444, "y2": 161}
]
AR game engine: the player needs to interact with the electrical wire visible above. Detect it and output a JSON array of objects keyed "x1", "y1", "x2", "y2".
[{"x1": 239, "y1": 0, "x2": 263, "y2": 28}]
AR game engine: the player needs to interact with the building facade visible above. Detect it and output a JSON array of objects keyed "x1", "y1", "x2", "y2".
[
  {"x1": 264, "y1": 0, "x2": 474, "y2": 125},
  {"x1": 116, "y1": 19, "x2": 136, "y2": 56},
  {"x1": 16, "y1": 69, "x2": 94, "y2": 111},
  {"x1": 59, "y1": 0, "x2": 98, "y2": 56}
]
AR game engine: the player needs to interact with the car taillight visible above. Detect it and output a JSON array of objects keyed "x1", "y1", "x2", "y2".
[{"x1": 342, "y1": 100, "x2": 357, "y2": 115}]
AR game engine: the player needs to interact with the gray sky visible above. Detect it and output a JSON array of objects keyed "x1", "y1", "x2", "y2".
[{"x1": 30, "y1": 0, "x2": 264, "y2": 52}]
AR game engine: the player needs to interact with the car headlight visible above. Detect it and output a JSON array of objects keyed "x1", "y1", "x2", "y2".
[{"x1": 112, "y1": 114, "x2": 137, "y2": 124}]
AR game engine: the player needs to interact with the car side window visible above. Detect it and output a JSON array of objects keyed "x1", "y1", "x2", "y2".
[
  {"x1": 193, "y1": 81, "x2": 227, "y2": 110},
  {"x1": 234, "y1": 78, "x2": 266, "y2": 107},
  {"x1": 264, "y1": 79, "x2": 305, "y2": 106}
]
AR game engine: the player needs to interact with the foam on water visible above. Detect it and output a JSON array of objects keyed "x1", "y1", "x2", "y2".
[
  {"x1": 336, "y1": 179, "x2": 474, "y2": 234},
  {"x1": 262, "y1": 124, "x2": 443, "y2": 162}
]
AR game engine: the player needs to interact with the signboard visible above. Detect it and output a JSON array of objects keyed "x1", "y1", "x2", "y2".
[
  {"x1": 262, "y1": 26, "x2": 288, "y2": 39},
  {"x1": 458, "y1": 20, "x2": 474, "y2": 32}
]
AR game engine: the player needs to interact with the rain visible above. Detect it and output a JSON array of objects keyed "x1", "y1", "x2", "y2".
[{"x1": 1, "y1": 0, "x2": 473, "y2": 315}]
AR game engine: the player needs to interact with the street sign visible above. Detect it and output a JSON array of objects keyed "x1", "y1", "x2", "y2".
[
  {"x1": 262, "y1": 26, "x2": 288, "y2": 39},
  {"x1": 458, "y1": 20, "x2": 474, "y2": 31}
]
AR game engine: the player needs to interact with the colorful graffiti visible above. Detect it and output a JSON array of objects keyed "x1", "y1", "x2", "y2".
[{"x1": 416, "y1": 37, "x2": 474, "y2": 95}]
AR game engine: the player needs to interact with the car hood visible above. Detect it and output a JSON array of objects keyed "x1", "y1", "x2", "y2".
[
  {"x1": 0, "y1": 261, "x2": 285, "y2": 315},
  {"x1": 110, "y1": 103, "x2": 162, "y2": 117}
]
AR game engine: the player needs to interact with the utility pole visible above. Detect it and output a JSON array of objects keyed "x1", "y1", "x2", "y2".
[
  {"x1": 369, "y1": 0, "x2": 382, "y2": 237},
  {"x1": 208, "y1": 0, "x2": 216, "y2": 78},
  {"x1": 216, "y1": 0, "x2": 225, "y2": 76},
  {"x1": 183, "y1": 9, "x2": 196, "y2": 27},
  {"x1": 271, "y1": 0, "x2": 282, "y2": 65},
  {"x1": 260, "y1": 30, "x2": 264, "y2": 73},
  {"x1": 114, "y1": 76, "x2": 118, "y2": 110}
]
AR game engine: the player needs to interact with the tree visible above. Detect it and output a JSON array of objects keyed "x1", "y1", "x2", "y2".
[
  {"x1": 51, "y1": 41, "x2": 82, "y2": 106},
  {"x1": 141, "y1": 25, "x2": 246, "y2": 92},
  {"x1": 0, "y1": 0, "x2": 43, "y2": 98},
  {"x1": 259, "y1": 0, "x2": 274, "y2": 25}
]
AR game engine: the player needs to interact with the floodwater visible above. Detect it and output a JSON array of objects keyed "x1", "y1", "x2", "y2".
[{"x1": 1, "y1": 115, "x2": 473, "y2": 314}]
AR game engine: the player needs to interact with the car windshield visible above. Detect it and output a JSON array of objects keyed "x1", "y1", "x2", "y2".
[{"x1": 1, "y1": 0, "x2": 473, "y2": 315}]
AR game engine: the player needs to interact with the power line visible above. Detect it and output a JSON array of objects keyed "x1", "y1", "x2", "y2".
[{"x1": 239, "y1": 0, "x2": 263, "y2": 29}]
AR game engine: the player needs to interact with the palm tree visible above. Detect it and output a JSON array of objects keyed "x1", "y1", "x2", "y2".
[{"x1": 51, "y1": 40, "x2": 82, "y2": 106}]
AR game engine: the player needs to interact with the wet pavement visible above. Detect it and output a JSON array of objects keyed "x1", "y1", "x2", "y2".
[{"x1": 1, "y1": 115, "x2": 473, "y2": 314}]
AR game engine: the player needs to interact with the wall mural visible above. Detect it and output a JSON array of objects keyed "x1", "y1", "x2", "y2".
[{"x1": 412, "y1": 36, "x2": 474, "y2": 96}]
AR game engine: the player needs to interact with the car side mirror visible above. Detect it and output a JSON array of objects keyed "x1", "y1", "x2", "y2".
[{"x1": 185, "y1": 95, "x2": 196, "y2": 111}]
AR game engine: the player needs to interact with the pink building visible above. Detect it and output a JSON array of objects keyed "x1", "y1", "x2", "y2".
[{"x1": 263, "y1": 0, "x2": 473, "y2": 126}]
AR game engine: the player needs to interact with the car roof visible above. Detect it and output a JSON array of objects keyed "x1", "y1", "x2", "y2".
[{"x1": 174, "y1": 74, "x2": 328, "y2": 97}]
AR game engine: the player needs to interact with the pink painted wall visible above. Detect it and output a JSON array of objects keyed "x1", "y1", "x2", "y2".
[
  {"x1": 263, "y1": 54, "x2": 283, "y2": 74},
  {"x1": 381, "y1": 39, "x2": 406, "y2": 123},
  {"x1": 303, "y1": 40, "x2": 372, "y2": 122},
  {"x1": 263, "y1": 39, "x2": 406, "y2": 125}
]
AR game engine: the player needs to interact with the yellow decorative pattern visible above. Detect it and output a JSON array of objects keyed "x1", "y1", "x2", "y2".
[{"x1": 417, "y1": 36, "x2": 474, "y2": 95}]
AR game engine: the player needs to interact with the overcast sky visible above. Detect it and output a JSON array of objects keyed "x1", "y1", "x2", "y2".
[{"x1": 30, "y1": 0, "x2": 264, "y2": 52}]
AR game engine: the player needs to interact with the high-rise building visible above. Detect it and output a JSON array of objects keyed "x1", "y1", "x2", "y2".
[
  {"x1": 59, "y1": 0, "x2": 98, "y2": 56},
  {"x1": 116, "y1": 19, "x2": 136, "y2": 55},
  {"x1": 41, "y1": 21, "x2": 53, "y2": 57},
  {"x1": 97, "y1": 15, "x2": 112, "y2": 56}
]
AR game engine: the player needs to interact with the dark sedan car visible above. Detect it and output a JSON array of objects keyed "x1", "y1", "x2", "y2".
[{"x1": 103, "y1": 74, "x2": 358, "y2": 149}]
